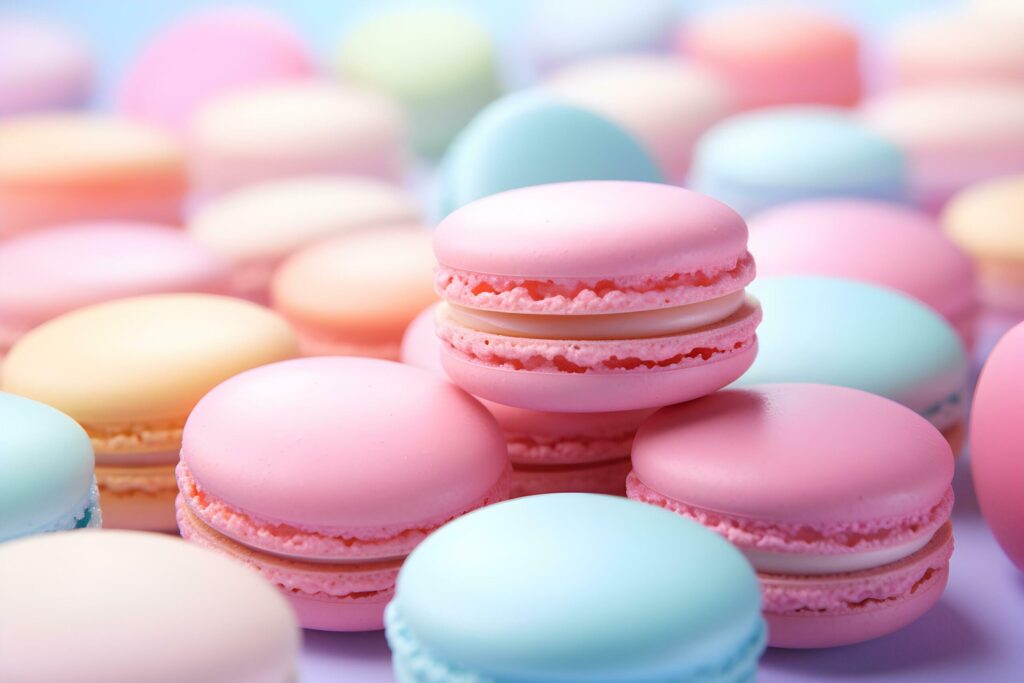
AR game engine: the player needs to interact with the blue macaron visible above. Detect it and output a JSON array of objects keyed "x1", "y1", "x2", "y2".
[
  {"x1": 736, "y1": 276, "x2": 968, "y2": 447},
  {"x1": 690, "y1": 106, "x2": 907, "y2": 216},
  {"x1": 437, "y1": 90, "x2": 663, "y2": 216},
  {"x1": 0, "y1": 391, "x2": 100, "y2": 541},
  {"x1": 385, "y1": 493, "x2": 765, "y2": 683}
]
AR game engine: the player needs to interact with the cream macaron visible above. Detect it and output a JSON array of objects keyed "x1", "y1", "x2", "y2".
[
  {"x1": 272, "y1": 228, "x2": 437, "y2": 359},
  {"x1": 0, "y1": 294, "x2": 298, "y2": 531},
  {"x1": 187, "y1": 176, "x2": 421, "y2": 302},
  {"x1": 187, "y1": 80, "x2": 408, "y2": 200}
]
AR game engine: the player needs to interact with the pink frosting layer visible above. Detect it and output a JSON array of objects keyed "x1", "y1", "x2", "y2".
[
  {"x1": 178, "y1": 500, "x2": 397, "y2": 602},
  {"x1": 760, "y1": 523, "x2": 953, "y2": 615},
  {"x1": 435, "y1": 252, "x2": 755, "y2": 314},
  {"x1": 627, "y1": 473, "x2": 953, "y2": 555},
  {"x1": 178, "y1": 460, "x2": 510, "y2": 561},
  {"x1": 438, "y1": 299, "x2": 760, "y2": 374}
]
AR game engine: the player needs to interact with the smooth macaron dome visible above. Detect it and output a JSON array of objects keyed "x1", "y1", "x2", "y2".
[
  {"x1": 0, "y1": 530, "x2": 300, "y2": 683},
  {"x1": 546, "y1": 55, "x2": 735, "y2": 181},
  {"x1": 943, "y1": 175, "x2": 1024, "y2": 313},
  {"x1": 117, "y1": 7, "x2": 312, "y2": 133},
  {"x1": 433, "y1": 181, "x2": 762, "y2": 413},
  {"x1": 737, "y1": 276, "x2": 968, "y2": 451},
  {"x1": 971, "y1": 321, "x2": 1024, "y2": 572},
  {"x1": 748, "y1": 199, "x2": 978, "y2": 346},
  {"x1": 680, "y1": 7, "x2": 862, "y2": 110},
  {"x1": 386, "y1": 493, "x2": 766, "y2": 682},
  {"x1": 0, "y1": 222, "x2": 232, "y2": 353},
  {"x1": 176, "y1": 357, "x2": 511, "y2": 630},
  {"x1": 0, "y1": 294, "x2": 298, "y2": 532},
  {"x1": 438, "y1": 91, "x2": 662, "y2": 215},
  {"x1": 0, "y1": 114, "x2": 185, "y2": 237},
  {"x1": 337, "y1": 8, "x2": 501, "y2": 158},
  {"x1": 0, "y1": 16, "x2": 91, "y2": 115},
  {"x1": 271, "y1": 228, "x2": 436, "y2": 359},
  {"x1": 0, "y1": 392, "x2": 99, "y2": 541},
  {"x1": 628, "y1": 383, "x2": 955, "y2": 648},
  {"x1": 690, "y1": 106, "x2": 907, "y2": 216},
  {"x1": 187, "y1": 176, "x2": 420, "y2": 302},
  {"x1": 861, "y1": 84, "x2": 1024, "y2": 212},
  {"x1": 187, "y1": 79, "x2": 408, "y2": 198},
  {"x1": 402, "y1": 305, "x2": 653, "y2": 497}
]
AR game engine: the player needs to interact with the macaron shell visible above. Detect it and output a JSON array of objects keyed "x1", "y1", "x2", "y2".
[
  {"x1": 0, "y1": 17, "x2": 92, "y2": 115},
  {"x1": 943, "y1": 175, "x2": 1024, "y2": 265},
  {"x1": 0, "y1": 294, "x2": 298, "y2": 426},
  {"x1": 970, "y1": 321, "x2": 1024, "y2": 571},
  {"x1": 96, "y1": 463, "x2": 177, "y2": 531},
  {"x1": 511, "y1": 457, "x2": 632, "y2": 498},
  {"x1": 438, "y1": 92, "x2": 663, "y2": 214}
]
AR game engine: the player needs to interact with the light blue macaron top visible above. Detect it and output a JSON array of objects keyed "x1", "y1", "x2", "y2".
[
  {"x1": 690, "y1": 107, "x2": 907, "y2": 216},
  {"x1": 386, "y1": 493, "x2": 765, "y2": 683},
  {"x1": 437, "y1": 90, "x2": 663, "y2": 216},
  {"x1": 736, "y1": 276, "x2": 968, "y2": 429},
  {"x1": 0, "y1": 392, "x2": 98, "y2": 541}
]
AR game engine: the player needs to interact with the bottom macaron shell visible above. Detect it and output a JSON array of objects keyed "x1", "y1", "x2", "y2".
[
  {"x1": 761, "y1": 522, "x2": 954, "y2": 649},
  {"x1": 96, "y1": 464, "x2": 178, "y2": 531},
  {"x1": 511, "y1": 457, "x2": 632, "y2": 498},
  {"x1": 292, "y1": 327, "x2": 401, "y2": 361},
  {"x1": 177, "y1": 500, "x2": 399, "y2": 631}
]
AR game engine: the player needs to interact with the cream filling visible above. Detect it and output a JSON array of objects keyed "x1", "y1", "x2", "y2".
[
  {"x1": 743, "y1": 533, "x2": 933, "y2": 576},
  {"x1": 442, "y1": 290, "x2": 747, "y2": 340},
  {"x1": 96, "y1": 449, "x2": 180, "y2": 468}
]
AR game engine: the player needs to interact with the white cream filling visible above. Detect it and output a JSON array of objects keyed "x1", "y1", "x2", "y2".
[
  {"x1": 743, "y1": 534, "x2": 933, "y2": 576},
  {"x1": 442, "y1": 290, "x2": 747, "y2": 340},
  {"x1": 96, "y1": 449, "x2": 180, "y2": 468}
]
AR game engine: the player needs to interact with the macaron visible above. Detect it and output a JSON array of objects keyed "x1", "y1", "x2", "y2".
[
  {"x1": 385, "y1": 493, "x2": 766, "y2": 681},
  {"x1": 0, "y1": 16, "x2": 91, "y2": 115},
  {"x1": 0, "y1": 294, "x2": 298, "y2": 532},
  {"x1": 680, "y1": 7, "x2": 862, "y2": 110},
  {"x1": 736, "y1": 276, "x2": 969, "y2": 453},
  {"x1": 547, "y1": 55, "x2": 734, "y2": 182},
  {"x1": 0, "y1": 530, "x2": 300, "y2": 683},
  {"x1": 402, "y1": 305, "x2": 653, "y2": 497},
  {"x1": 0, "y1": 392, "x2": 99, "y2": 542},
  {"x1": 433, "y1": 181, "x2": 761, "y2": 412},
  {"x1": 337, "y1": 9, "x2": 501, "y2": 158},
  {"x1": 943, "y1": 175, "x2": 1024, "y2": 314},
  {"x1": 628, "y1": 383, "x2": 955, "y2": 648},
  {"x1": 862, "y1": 84, "x2": 1024, "y2": 213},
  {"x1": 0, "y1": 222, "x2": 231, "y2": 354},
  {"x1": 971, "y1": 321, "x2": 1024, "y2": 572},
  {"x1": 748, "y1": 199, "x2": 978, "y2": 347},
  {"x1": 889, "y1": 11, "x2": 1024, "y2": 87},
  {"x1": 438, "y1": 91, "x2": 662, "y2": 215},
  {"x1": 271, "y1": 228, "x2": 437, "y2": 359},
  {"x1": 529, "y1": 0, "x2": 676, "y2": 72},
  {"x1": 690, "y1": 107, "x2": 907, "y2": 216},
  {"x1": 187, "y1": 80, "x2": 408, "y2": 200},
  {"x1": 0, "y1": 114, "x2": 185, "y2": 237},
  {"x1": 187, "y1": 176, "x2": 421, "y2": 302},
  {"x1": 117, "y1": 7, "x2": 312, "y2": 133},
  {"x1": 176, "y1": 357, "x2": 510, "y2": 631}
]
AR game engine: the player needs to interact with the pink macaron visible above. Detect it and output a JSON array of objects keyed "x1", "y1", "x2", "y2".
[
  {"x1": 748, "y1": 199, "x2": 977, "y2": 347},
  {"x1": 402, "y1": 305, "x2": 652, "y2": 497},
  {"x1": 0, "y1": 16, "x2": 92, "y2": 115},
  {"x1": 971, "y1": 321, "x2": 1024, "y2": 572},
  {"x1": 432, "y1": 181, "x2": 761, "y2": 412},
  {"x1": 175, "y1": 357, "x2": 510, "y2": 631},
  {"x1": 627, "y1": 383, "x2": 954, "y2": 648},
  {"x1": 117, "y1": 8, "x2": 312, "y2": 133},
  {"x1": 679, "y1": 7, "x2": 862, "y2": 110},
  {"x1": 0, "y1": 222, "x2": 231, "y2": 354}
]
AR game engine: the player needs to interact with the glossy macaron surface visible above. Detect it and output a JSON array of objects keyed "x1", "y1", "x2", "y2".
[{"x1": 387, "y1": 493, "x2": 765, "y2": 681}]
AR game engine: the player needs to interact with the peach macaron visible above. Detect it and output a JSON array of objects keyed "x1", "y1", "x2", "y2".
[
  {"x1": 0, "y1": 294, "x2": 297, "y2": 532},
  {"x1": 0, "y1": 114, "x2": 185, "y2": 237},
  {"x1": 272, "y1": 228, "x2": 437, "y2": 359},
  {"x1": 176, "y1": 357, "x2": 510, "y2": 630}
]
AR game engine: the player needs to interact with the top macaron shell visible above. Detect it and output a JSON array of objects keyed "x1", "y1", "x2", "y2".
[
  {"x1": 181, "y1": 357, "x2": 508, "y2": 540},
  {"x1": 434, "y1": 180, "x2": 751, "y2": 314},
  {"x1": 0, "y1": 392, "x2": 95, "y2": 541},
  {"x1": 0, "y1": 17, "x2": 92, "y2": 115}
]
